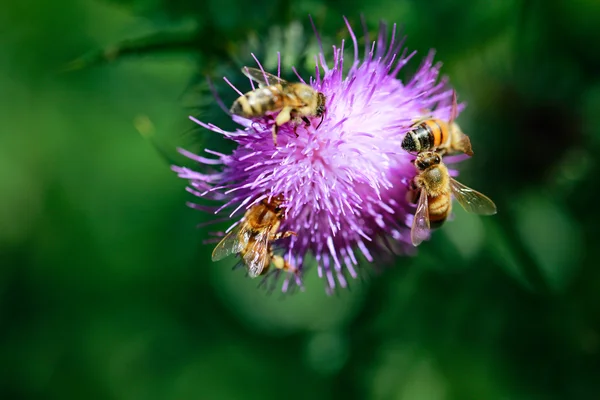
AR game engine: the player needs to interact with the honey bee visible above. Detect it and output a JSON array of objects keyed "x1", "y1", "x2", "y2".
[
  {"x1": 230, "y1": 67, "x2": 327, "y2": 146},
  {"x1": 211, "y1": 195, "x2": 297, "y2": 277},
  {"x1": 409, "y1": 151, "x2": 497, "y2": 246},
  {"x1": 402, "y1": 91, "x2": 474, "y2": 156}
]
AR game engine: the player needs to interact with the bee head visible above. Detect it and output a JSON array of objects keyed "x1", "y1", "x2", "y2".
[
  {"x1": 316, "y1": 92, "x2": 327, "y2": 117},
  {"x1": 414, "y1": 151, "x2": 441, "y2": 170},
  {"x1": 266, "y1": 193, "x2": 286, "y2": 215},
  {"x1": 272, "y1": 203, "x2": 287, "y2": 219}
]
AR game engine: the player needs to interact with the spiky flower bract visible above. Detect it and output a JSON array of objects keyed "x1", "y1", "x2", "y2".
[{"x1": 173, "y1": 17, "x2": 463, "y2": 294}]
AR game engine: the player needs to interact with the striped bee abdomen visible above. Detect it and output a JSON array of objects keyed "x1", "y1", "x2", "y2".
[
  {"x1": 402, "y1": 119, "x2": 449, "y2": 153},
  {"x1": 428, "y1": 194, "x2": 451, "y2": 228},
  {"x1": 231, "y1": 87, "x2": 281, "y2": 118}
]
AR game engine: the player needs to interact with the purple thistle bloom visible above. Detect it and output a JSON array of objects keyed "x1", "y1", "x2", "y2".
[{"x1": 173, "y1": 17, "x2": 463, "y2": 293}]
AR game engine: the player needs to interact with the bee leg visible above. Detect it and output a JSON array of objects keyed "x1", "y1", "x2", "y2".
[
  {"x1": 406, "y1": 180, "x2": 420, "y2": 204},
  {"x1": 260, "y1": 264, "x2": 270, "y2": 276},
  {"x1": 271, "y1": 254, "x2": 298, "y2": 275},
  {"x1": 274, "y1": 106, "x2": 294, "y2": 141},
  {"x1": 406, "y1": 189, "x2": 419, "y2": 205},
  {"x1": 273, "y1": 230, "x2": 297, "y2": 240},
  {"x1": 291, "y1": 117, "x2": 310, "y2": 138},
  {"x1": 316, "y1": 114, "x2": 325, "y2": 130},
  {"x1": 271, "y1": 124, "x2": 279, "y2": 146}
]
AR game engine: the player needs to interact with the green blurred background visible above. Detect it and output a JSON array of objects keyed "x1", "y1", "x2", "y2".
[{"x1": 2, "y1": 0, "x2": 600, "y2": 398}]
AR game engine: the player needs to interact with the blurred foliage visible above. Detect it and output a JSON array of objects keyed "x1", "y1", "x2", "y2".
[{"x1": 2, "y1": 0, "x2": 600, "y2": 399}]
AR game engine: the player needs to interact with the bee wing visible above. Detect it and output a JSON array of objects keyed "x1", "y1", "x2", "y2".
[
  {"x1": 241, "y1": 67, "x2": 287, "y2": 87},
  {"x1": 242, "y1": 229, "x2": 272, "y2": 278},
  {"x1": 411, "y1": 188, "x2": 431, "y2": 247},
  {"x1": 450, "y1": 178, "x2": 497, "y2": 215},
  {"x1": 211, "y1": 224, "x2": 249, "y2": 261},
  {"x1": 451, "y1": 122, "x2": 474, "y2": 157},
  {"x1": 448, "y1": 90, "x2": 458, "y2": 124}
]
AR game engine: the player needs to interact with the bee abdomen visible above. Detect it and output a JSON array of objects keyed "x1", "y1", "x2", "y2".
[
  {"x1": 428, "y1": 195, "x2": 451, "y2": 224},
  {"x1": 402, "y1": 120, "x2": 448, "y2": 152},
  {"x1": 231, "y1": 95, "x2": 254, "y2": 117},
  {"x1": 231, "y1": 88, "x2": 279, "y2": 117}
]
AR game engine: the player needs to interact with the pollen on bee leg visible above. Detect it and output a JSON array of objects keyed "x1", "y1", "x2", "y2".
[
  {"x1": 271, "y1": 254, "x2": 285, "y2": 270},
  {"x1": 272, "y1": 254, "x2": 298, "y2": 276},
  {"x1": 275, "y1": 106, "x2": 293, "y2": 126},
  {"x1": 272, "y1": 230, "x2": 295, "y2": 240}
]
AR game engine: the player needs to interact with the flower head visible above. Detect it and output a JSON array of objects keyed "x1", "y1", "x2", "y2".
[{"x1": 173, "y1": 17, "x2": 462, "y2": 293}]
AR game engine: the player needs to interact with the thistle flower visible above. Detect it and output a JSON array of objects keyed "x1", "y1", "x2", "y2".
[{"x1": 173, "y1": 17, "x2": 463, "y2": 293}]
